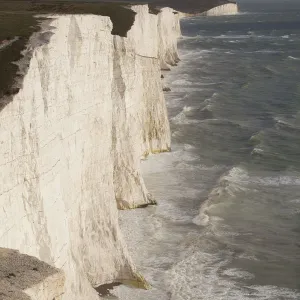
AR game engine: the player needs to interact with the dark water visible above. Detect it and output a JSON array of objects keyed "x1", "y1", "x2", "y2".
[{"x1": 117, "y1": 4, "x2": 300, "y2": 300}]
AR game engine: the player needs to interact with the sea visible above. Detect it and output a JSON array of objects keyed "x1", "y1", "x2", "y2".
[{"x1": 115, "y1": 2, "x2": 300, "y2": 300}]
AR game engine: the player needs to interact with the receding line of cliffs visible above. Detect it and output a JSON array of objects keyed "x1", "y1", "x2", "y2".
[
  {"x1": 201, "y1": 3, "x2": 239, "y2": 16},
  {"x1": 0, "y1": 2, "x2": 237, "y2": 300}
]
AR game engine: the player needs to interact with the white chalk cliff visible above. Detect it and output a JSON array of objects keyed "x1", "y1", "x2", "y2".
[
  {"x1": 202, "y1": 3, "x2": 238, "y2": 16},
  {"x1": 0, "y1": 5, "x2": 181, "y2": 300}
]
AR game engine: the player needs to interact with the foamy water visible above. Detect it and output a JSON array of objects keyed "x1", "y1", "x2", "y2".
[{"x1": 115, "y1": 4, "x2": 300, "y2": 300}]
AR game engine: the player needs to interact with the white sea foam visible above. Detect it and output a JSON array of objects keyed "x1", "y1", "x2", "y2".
[
  {"x1": 221, "y1": 167, "x2": 300, "y2": 187},
  {"x1": 289, "y1": 198, "x2": 300, "y2": 204},
  {"x1": 223, "y1": 268, "x2": 255, "y2": 280},
  {"x1": 183, "y1": 105, "x2": 195, "y2": 112},
  {"x1": 274, "y1": 116, "x2": 292, "y2": 125},
  {"x1": 194, "y1": 167, "x2": 246, "y2": 227},
  {"x1": 193, "y1": 200, "x2": 211, "y2": 226},
  {"x1": 273, "y1": 116, "x2": 299, "y2": 131},
  {"x1": 171, "y1": 113, "x2": 199, "y2": 125},
  {"x1": 183, "y1": 143, "x2": 195, "y2": 150},
  {"x1": 170, "y1": 87, "x2": 205, "y2": 93},
  {"x1": 214, "y1": 34, "x2": 250, "y2": 39},
  {"x1": 238, "y1": 252, "x2": 259, "y2": 261},
  {"x1": 172, "y1": 79, "x2": 193, "y2": 86},
  {"x1": 172, "y1": 79, "x2": 220, "y2": 87},
  {"x1": 164, "y1": 247, "x2": 300, "y2": 300},
  {"x1": 199, "y1": 93, "x2": 218, "y2": 111},
  {"x1": 0, "y1": 36, "x2": 19, "y2": 50},
  {"x1": 195, "y1": 166, "x2": 300, "y2": 231},
  {"x1": 171, "y1": 130, "x2": 181, "y2": 138},
  {"x1": 250, "y1": 131, "x2": 263, "y2": 144},
  {"x1": 251, "y1": 147, "x2": 264, "y2": 155},
  {"x1": 181, "y1": 35, "x2": 202, "y2": 40},
  {"x1": 249, "y1": 50, "x2": 284, "y2": 54},
  {"x1": 288, "y1": 56, "x2": 300, "y2": 60},
  {"x1": 264, "y1": 65, "x2": 280, "y2": 74}
]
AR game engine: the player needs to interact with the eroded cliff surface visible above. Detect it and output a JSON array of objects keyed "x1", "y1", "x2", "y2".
[{"x1": 0, "y1": 5, "x2": 180, "y2": 299}]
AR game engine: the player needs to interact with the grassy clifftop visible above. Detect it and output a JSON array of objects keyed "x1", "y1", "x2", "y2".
[
  {"x1": 0, "y1": 0, "x2": 236, "y2": 100},
  {"x1": 0, "y1": 1, "x2": 136, "y2": 36},
  {"x1": 0, "y1": 0, "x2": 136, "y2": 100}
]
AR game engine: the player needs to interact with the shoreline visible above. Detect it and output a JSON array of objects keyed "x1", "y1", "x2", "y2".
[{"x1": 113, "y1": 21, "x2": 188, "y2": 299}]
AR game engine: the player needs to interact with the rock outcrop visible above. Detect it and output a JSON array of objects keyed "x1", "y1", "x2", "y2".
[
  {"x1": 202, "y1": 3, "x2": 238, "y2": 16},
  {"x1": 0, "y1": 4, "x2": 180, "y2": 299},
  {"x1": 0, "y1": 248, "x2": 64, "y2": 300},
  {"x1": 158, "y1": 8, "x2": 181, "y2": 69},
  {"x1": 151, "y1": 0, "x2": 237, "y2": 14}
]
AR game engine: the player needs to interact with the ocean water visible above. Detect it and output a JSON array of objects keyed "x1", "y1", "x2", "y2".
[{"x1": 115, "y1": 4, "x2": 300, "y2": 300}]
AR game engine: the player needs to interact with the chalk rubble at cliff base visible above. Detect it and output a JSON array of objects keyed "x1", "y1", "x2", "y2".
[{"x1": 0, "y1": 2, "x2": 238, "y2": 299}]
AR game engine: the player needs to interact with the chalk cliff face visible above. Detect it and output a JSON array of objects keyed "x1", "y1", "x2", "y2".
[
  {"x1": 202, "y1": 3, "x2": 238, "y2": 16},
  {"x1": 0, "y1": 5, "x2": 180, "y2": 300},
  {"x1": 158, "y1": 8, "x2": 181, "y2": 70},
  {"x1": 112, "y1": 5, "x2": 173, "y2": 209}
]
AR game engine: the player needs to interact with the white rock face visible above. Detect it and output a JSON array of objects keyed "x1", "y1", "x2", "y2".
[
  {"x1": 203, "y1": 3, "x2": 239, "y2": 16},
  {"x1": 158, "y1": 8, "x2": 181, "y2": 69},
  {"x1": 0, "y1": 5, "x2": 181, "y2": 300},
  {"x1": 112, "y1": 5, "x2": 173, "y2": 209}
]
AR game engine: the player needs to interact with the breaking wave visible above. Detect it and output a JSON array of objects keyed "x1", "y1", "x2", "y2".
[
  {"x1": 194, "y1": 167, "x2": 248, "y2": 226},
  {"x1": 171, "y1": 106, "x2": 200, "y2": 125},
  {"x1": 167, "y1": 247, "x2": 300, "y2": 300},
  {"x1": 288, "y1": 56, "x2": 300, "y2": 60},
  {"x1": 194, "y1": 166, "x2": 300, "y2": 228},
  {"x1": 181, "y1": 35, "x2": 203, "y2": 40}
]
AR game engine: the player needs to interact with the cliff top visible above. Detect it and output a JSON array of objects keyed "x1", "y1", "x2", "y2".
[
  {"x1": 0, "y1": 0, "x2": 236, "y2": 100},
  {"x1": 0, "y1": 1, "x2": 137, "y2": 100}
]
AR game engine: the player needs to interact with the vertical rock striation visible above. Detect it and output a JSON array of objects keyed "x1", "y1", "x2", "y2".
[{"x1": 0, "y1": 5, "x2": 181, "y2": 299}]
